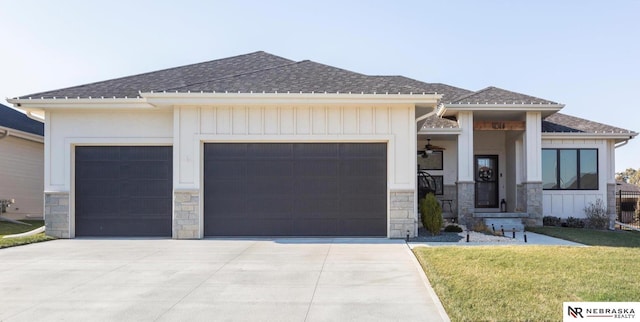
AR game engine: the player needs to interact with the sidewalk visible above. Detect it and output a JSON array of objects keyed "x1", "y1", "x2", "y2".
[{"x1": 408, "y1": 231, "x2": 585, "y2": 248}]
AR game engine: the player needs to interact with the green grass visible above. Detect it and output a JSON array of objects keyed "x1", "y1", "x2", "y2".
[
  {"x1": 0, "y1": 220, "x2": 54, "y2": 249},
  {"x1": 528, "y1": 226, "x2": 640, "y2": 247},
  {"x1": 414, "y1": 246, "x2": 640, "y2": 322},
  {"x1": 0, "y1": 220, "x2": 45, "y2": 235}
]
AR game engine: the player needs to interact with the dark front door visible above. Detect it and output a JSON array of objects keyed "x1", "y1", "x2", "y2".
[
  {"x1": 475, "y1": 155, "x2": 499, "y2": 208},
  {"x1": 203, "y1": 143, "x2": 387, "y2": 237},
  {"x1": 75, "y1": 146, "x2": 173, "y2": 237}
]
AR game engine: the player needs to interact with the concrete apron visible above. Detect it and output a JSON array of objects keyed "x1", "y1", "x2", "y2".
[{"x1": 0, "y1": 238, "x2": 449, "y2": 322}]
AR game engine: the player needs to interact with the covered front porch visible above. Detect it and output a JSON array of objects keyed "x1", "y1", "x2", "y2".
[{"x1": 416, "y1": 101, "x2": 562, "y2": 229}]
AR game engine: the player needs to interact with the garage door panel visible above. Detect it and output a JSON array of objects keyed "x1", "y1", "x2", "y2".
[
  {"x1": 293, "y1": 160, "x2": 339, "y2": 176},
  {"x1": 76, "y1": 163, "x2": 120, "y2": 180},
  {"x1": 120, "y1": 180, "x2": 172, "y2": 198},
  {"x1": 205, "y1": 160, "x2": 247, "y2": 177},
  {"x1": 76, "y1": 217, "x2": 171, "y2": 237},
  {"x1": 207, "y1": 197, "x2": 248, "y2": 215},
  {"x1": 246, "y1": 160, "x2": 293, "y2": 176},
  {"x1": 207, "y1": 219, "x2": 294, "y2": 236},
  {"x1": 206, "y1": 179, "x2": 245, "y2": 195},
  {"x1": 293, "y1": 178, "x2": 339, "y2": 195},
  {"x1": 339, "y1": 144, "x2": 386, "y2": 158},
  {"x1": 76, "y1": 197, "x2": 119, "y2": 215},
  {"x1": 337, "y1": 218, "x2": 386, "y2": 236},
  {"x1": 205, "y1": 144, "x2": 248, "y2": 158},
  {"x1": 75, "y1": 146, "x2": 172, "y2": 237},
  {"x1": 248, "y1": 143, "x2": 293, "y2": 158},
  {"x1": 120, "y1": 146, "x2": 171, "y2": 161},
  {"x1": 75, "y1": 146, "x2": 121, "y2": 161},
  {"x1": 204, "y1": 143, "x2": 386, "y2": 236},
  {"x1": 339, "y1": 160, "x2": 386, "y2": 176},
  {"x1": 292, "y1": 219, "x2": 338, "y2": 235},
  {"x1": 294, "y1": 198, "x2": 339, "y2": 215},
  {"x1": 120, "y1": 163, "x2": 171, "y2": 179},
  {"x1": 246, "y1": 178, "x2": 295, "y2": 195},
  {"x1": 340, "y1": 197, "x2": 386, "y2": 212}
]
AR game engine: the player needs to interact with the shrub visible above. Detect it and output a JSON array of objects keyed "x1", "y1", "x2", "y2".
[
  {"x1": 420, "y1": 193, "x2": 443, "y2": 236},
  {"x1": 565, "y1": 216, "x2": 585, "y2": 228},
  {"x1": 444, "y1": 224, "x2": 463, "y2": 233},
  {"x1": 584, "y1": 198, "x2": 609, "y2": 230},
  {"x1": 543, "y1": 216, "x2": 562, "y2": 227}
]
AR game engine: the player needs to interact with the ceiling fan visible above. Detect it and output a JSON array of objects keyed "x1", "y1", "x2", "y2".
[{"x1": 417, "y1": 139, "x2": 445, "y2": 158}]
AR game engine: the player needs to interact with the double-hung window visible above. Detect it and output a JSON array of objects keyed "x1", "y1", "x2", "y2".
[{"x1": 542, "y1": 149, "x2": 598, "y2": 190}]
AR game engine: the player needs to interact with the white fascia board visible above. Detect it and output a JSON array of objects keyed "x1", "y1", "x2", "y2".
[
  {"x1": 141, "y1": 92, "x2": 442, "y2": 106},
  {"x1": 438, "y1": 104, "x2": 564, "y2": 116},
  {"x1": 542, "y1": 132, "x2": 638, "y2": 141},
  {"x1": 0, "y1": 126, "x2": 44, "y2": 143},
  {"x1": 6, "y1": 97, "x2": 154, "y2": 110},
  {"x1": 417, "y1": 127, "x2": 461, "y2": 135}
]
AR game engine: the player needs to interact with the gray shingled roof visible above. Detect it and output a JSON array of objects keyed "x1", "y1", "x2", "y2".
[
  {"x1": 449, "y1": 86, "x2": 559, "y2": 105},
  {"x1": 542, "y1": 113, "x2": 635, "y2": 134},
  {"x1": 0, "y1": 103, "x2": 44, "y2": 136},
  {"x1": 19, "y1": 51, "x2": 295, "y2": 99},
  {"x1": 16, "y1": 51, "x2": 473, "y2": 101}
]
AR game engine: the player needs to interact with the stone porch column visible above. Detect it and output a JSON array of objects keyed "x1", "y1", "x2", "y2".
[
  {"x1": 523, "y1": 112, "x2": 543, "y2": 226},
  {"x1": 456, "y1": 111, "x2": 475, "y2": 225},
  {"x1": 389, "y1": 190, "x2": 416, "y2": 238}
]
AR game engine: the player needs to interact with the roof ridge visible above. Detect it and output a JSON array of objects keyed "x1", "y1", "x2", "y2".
[{"x1": 449, "y1": 86, "x2": 492, "y2": 103}]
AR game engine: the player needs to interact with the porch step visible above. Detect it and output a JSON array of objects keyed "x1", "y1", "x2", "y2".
[
  {"x1": 483, "y1": 218, "x2": 525, "y2": 232},
  {"x1": 474, "y1": 212, "x2": 528, "y2": 218}
]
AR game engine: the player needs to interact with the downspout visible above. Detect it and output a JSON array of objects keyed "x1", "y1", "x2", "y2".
[
  {"x1": 615, "y1": 139, "x2": 629, "y2": 149},
  {"x1": 25, "y1": 111, "x2": 45, "y2": 123},
  {"x1": 0, "y1": 129, "x2": 7, "y2": 140}
]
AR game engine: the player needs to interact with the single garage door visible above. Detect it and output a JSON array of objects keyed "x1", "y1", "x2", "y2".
[
  {"x1": 204, "y1": 143, "x2": 387, "y2": 236},
  {"x1": 75, "y1": 146, "x2": 172, "y2": 237}
]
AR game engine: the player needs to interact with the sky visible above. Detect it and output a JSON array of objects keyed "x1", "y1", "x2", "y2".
[{"x1": 0, "y1": 0, "x2": 638, "y2": 172}]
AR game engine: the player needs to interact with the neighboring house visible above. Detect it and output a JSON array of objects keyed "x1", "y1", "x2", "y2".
[
  {"x1": 8, "y1": 51, "x2": 637, "y2": 238},
  {"x1": 0, "y1": 103, "x2": 44, "y2": 220}
]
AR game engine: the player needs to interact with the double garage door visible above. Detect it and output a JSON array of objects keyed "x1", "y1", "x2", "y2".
[{"x1": 75, "y1": 143, "x2": 387, "y2": 237}]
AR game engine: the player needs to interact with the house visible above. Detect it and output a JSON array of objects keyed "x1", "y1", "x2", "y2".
[
  {"x1": 8, "y1": 51, "x2": 637, "y2": 238},
  {"x1": 0, "y1": 103, "x2": 44, "y2": 220}
]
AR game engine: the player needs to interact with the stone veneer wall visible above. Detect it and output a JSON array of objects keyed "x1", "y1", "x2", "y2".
[
  {"x1": 523, "y1": 182, "x2": 543, "y2": 226},
  {"x1": 456, "y1": 182, "x2": 475, "y2": 226},
  {"x1": 607, "y1": 183, "x2": 616, "y2": 229},
  {"x1": 389, "y1": 190, "x2": 416, "y2": 238},
  {"x1": 173, "y1": 190, "x2": 200, "y2": 239},
  {"x1": 44, "y1": 192, "x2": 70, "y2": 238}
]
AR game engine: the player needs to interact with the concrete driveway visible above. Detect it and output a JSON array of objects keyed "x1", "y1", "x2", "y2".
[{"x1": 0, "y1": 238, "x2": 448, "y2": 322}]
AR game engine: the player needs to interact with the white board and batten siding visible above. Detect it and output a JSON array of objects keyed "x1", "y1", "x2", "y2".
[
  {"x1": 541, "y1": 138, "x2": 615, "y2": 218},
  {"x1": 174, "y1": 105, "x2": 416, "y2": 191}
]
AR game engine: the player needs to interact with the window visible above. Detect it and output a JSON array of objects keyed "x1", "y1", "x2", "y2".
[{"x1": 542, "y1": 149, "x2": 598, "y2": 190}]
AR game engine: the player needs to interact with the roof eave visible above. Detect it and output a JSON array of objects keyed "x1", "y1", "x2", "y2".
[
  {"x1": 7, "y1": 97, "x2": 153, "y2": 110},
  {"x1": 0, "y1": 126, "x2": 44, "y2": 143},
  {"x1": 542, "y1": 132, "x2": 638, "y2": 141},
  {"x1": 141, "y1": 92, "x2": 442, "y2": 107},
  {"x1": 438, "y1": 103, "x2": 564, "y2": 118}
]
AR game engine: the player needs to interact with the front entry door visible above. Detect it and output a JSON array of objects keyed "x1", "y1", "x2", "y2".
[{"x1": 475, "y1": 155, "x2": 498, "y2": 208}]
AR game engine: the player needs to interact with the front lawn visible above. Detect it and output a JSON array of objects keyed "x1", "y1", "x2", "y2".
[
  {"x1": 414, "y1": 246, "x2": 640, "y2": 322},
  {"x1": 527, "y1": 226, "x2": 640, "y2": 247},
  {"x1": 0, "y1": 219, "x2": 54, "y2": 249}
]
